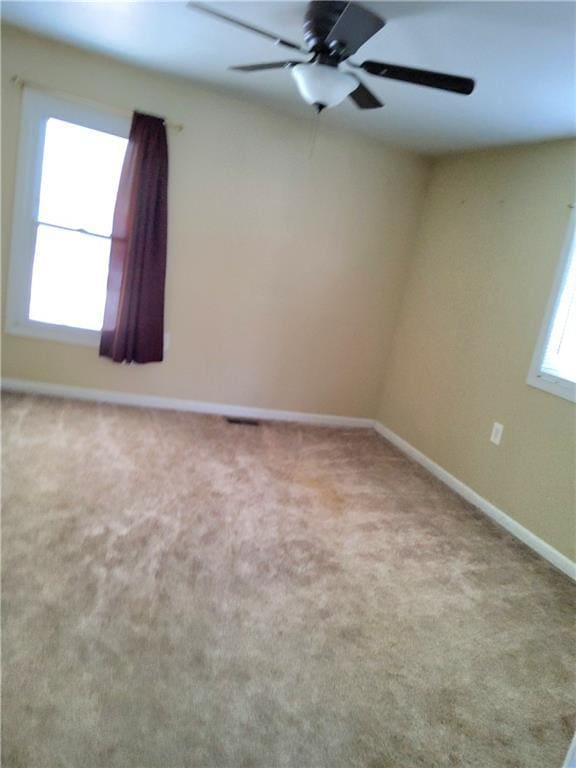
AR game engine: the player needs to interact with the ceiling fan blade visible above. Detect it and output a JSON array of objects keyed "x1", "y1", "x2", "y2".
[
  {"x1": 324, "y1": 2, "x2": 385, "y2": 57},
  {"x1": 349, "y1": 80, "x2": 383, "y2": 109},
  {"x1": 186, "y1": 2, "x2": 304, "y2": 52},
  {"x1": 230, "y1": 61, "x2": 300, "y2": 73},
  {"x1": 358, "y1": 60, "x2": 475, "y2": 95}
]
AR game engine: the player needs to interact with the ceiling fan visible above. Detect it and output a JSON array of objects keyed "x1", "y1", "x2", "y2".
[{"x1": 186, "y1": 1, "x2": 475, "y2": 112}]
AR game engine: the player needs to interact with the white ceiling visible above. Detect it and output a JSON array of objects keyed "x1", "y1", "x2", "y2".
[{"x1": 2, "y1": 1, "x2": 575, "y2": 153}]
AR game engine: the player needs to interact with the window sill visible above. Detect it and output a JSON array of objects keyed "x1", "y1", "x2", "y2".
[
  {"x1": 527, "y1": 371, "x2": 576, "y2": 403},
  {"x1": 5, "y1": 319, "x2": 100, "y2": 348}
]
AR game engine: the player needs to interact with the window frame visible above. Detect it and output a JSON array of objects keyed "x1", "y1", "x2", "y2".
[
  {"x1": 527, "y1": 207, "x2": 576, "y2": 403},
  {"x1": 5, "y1": 88, "x2": 130, "y2": 347}
]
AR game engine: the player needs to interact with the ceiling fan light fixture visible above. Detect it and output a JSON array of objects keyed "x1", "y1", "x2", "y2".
[{"x1": 291, "y1": 63, "x2": 357, "y2": 110}]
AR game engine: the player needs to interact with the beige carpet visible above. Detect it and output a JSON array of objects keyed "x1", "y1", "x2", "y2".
[{"x1": 2, "y1": 392, "x2": 574, "y2": 768}]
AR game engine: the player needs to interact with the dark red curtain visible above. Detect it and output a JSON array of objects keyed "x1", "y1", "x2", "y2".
[{"x1": 100, "y1": 112, "x2": 168, "y2": 363}]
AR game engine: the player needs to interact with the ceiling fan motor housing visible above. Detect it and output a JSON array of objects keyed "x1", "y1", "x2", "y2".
[{"x1": 304, "y1": 1, "x2": 349, "y2": 62}]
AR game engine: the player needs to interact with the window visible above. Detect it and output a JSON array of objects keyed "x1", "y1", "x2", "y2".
[
  {"x1": 527, "y1": 209, "x2": 576, "y2": 402},
  {"x1": 6, "y1": 89, "x2": 129, "y2": 345}
]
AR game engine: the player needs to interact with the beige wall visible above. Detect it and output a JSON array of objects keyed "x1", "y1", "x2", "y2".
[
  {"x1": 1, "y1": 25, "x2": 429, "y2": 417},
  {"x1": 378, "y1": 140, "x2": 576, "y2": 560}
]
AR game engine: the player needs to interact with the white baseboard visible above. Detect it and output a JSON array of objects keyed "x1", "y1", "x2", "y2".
[
  {"x1": 374, "y1": 421, "x2": 576, "y2": 581},
  {"x1": 0, "y1": 377, "x2": 374, "y2": 429},
  {"x1": 563, "y1": 733, "x2": 576, "y2": 768}
]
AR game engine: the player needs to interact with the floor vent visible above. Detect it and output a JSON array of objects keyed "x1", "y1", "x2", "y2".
[{"x1": 225, "y1": 417, "x2": 261, "y2": 426}]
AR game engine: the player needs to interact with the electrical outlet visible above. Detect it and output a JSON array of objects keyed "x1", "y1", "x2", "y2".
[{"x1": 490, "y1": 422, "x2": 504, "y2": 446}]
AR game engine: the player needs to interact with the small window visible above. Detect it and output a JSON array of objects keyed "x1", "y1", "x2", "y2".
[
  {"x1": 528, "y1": 209, "x2": 576, "y2": 402},
  {"x1": 6, "y1": 89, "x2": 129, "y2": 346}
]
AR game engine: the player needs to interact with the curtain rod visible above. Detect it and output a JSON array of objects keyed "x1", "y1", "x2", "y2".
[{"x1": 11, "y1": 75, "x2": 184, "y2": 133}]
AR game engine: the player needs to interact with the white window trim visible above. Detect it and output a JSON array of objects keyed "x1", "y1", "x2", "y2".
[
  {"x1": 5, "y1": 88, "x2": 130, "y2": 347},
  {"x1": 527, "y1": 207, "x2": 576, "y2": 403}
]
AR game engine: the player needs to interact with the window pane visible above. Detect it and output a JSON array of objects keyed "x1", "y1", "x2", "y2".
[
  {"x1": 542, "y1": 238, "x2": 576, "y2": 384},
  {"x1": 29, "y1": 225, "x2": 110, "y2": 331},
  {"x1": 38, "y1": 118, "x2": 127, "y2": 237}
]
